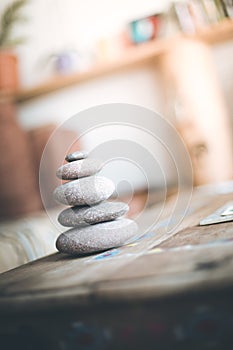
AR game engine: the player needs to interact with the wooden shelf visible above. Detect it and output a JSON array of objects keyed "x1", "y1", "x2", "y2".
[
  {"x1": 195, "y1": 18, "x2": 233, "y2": 44},
  {"x1": 15, "y1": 38, "x2": 170, "y2": 103},
  {"x1": 1, "y1": 19, "x2": 233, "y2": 104}
]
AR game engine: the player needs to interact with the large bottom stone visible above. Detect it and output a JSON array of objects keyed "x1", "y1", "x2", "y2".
[{"x1": 56, "y1": 218, "x2": 138, "y2": 255}]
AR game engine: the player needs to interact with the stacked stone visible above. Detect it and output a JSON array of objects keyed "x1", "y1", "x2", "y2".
[{"x1": 53, "y1": 151, "x2": 138, "y2": 255}]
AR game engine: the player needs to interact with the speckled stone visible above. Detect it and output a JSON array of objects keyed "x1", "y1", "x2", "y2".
[
  {"x1": 56, "y1": 218, "x2": 138, "y2": 255},
  {"x1": 58, "y1": 201, "x2": 129, "y2": 227},
  {"x1": 56, "y1": 158, "x2": 103, "y2": 180},
  {"x1": 53, "y1": 176, "x2": 115, "y2": 206},
  {"x1": 65, "y1": 150, "x2": 88, "y2": 162}
]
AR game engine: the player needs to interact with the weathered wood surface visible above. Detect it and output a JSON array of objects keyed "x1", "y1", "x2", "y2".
[{"x1": 0, "y1": 188, "x2": 233, "y2": 314}]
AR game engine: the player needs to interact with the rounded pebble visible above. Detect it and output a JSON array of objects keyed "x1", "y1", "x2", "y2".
[
  {"x1": 58, "y1": 201, "x2": 129, "y2": 227},
  {"x1": 56, "y1": 158, "x2": 103, "y2": 180},
  {"x1": 53, "y1": 176, "x2": 115, "y2": 206},
  {"x1": 65, "y1": 150, "x2": 88, "y2": 162},
  {"x1": 56, "y1": 218, "x2": 138, "y2": 255}
]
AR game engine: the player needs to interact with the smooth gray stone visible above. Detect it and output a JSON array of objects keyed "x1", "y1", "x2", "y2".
[
  {"x1": 58, "y1": 201, "x2": 129, "y2": 227},
  {"x1": 56, "y1": 158, "x2": 103, "y2": 180},
  {"x1": 56, "y1": 218, "x2": 138, "y2": 255},
  {"x1": 53, "y1": 176, "x2": 115, "y2": 206},
  {"x1": 65, "y1": 150, "x2": 88, "y2": 162}
]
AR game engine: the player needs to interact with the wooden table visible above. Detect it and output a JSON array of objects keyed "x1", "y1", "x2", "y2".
[{"x1": 0, "y1": 185, "x2": 233, "y2": 349}]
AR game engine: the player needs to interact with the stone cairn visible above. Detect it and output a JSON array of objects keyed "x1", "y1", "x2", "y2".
[{"x1": 53, "y1": 150, "x2": 138, "y2": 255}]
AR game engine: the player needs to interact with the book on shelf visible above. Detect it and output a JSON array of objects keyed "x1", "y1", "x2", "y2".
[{"x1": 169, "y1": 0, "x2": 232, "y2": 34}]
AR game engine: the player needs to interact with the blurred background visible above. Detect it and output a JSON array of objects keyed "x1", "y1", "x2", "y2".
[{"x1": 0, "y1": 0, "x2": 233, "y2": 272}]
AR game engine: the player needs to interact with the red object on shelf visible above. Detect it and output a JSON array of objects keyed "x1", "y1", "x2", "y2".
[{"x1": 127, "y1": 14, "x2": 161, "y2": 44}]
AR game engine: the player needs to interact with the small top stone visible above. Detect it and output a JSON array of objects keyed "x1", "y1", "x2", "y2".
[
  {"x1": 65, "y1": 150, "x2": 88, "y2": 162},
  {"x1": 56, "y1": 158, "x2": 103, "y2": 180}
]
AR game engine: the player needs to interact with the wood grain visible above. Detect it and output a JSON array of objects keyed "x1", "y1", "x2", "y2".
[{"x1": 0, "y1": 188, "x2": 233, "y2": 314}]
